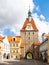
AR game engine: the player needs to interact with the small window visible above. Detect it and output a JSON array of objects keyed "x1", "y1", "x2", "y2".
[
  {"x1": 29, "y1": 32, "x2": 30, "y2": 35},
  {"x1": 13, "y1": 44, "x2": 15, "y2": 47},
  {"x1": 13, "y1": 38, "x2": 15, "y2": 41},
  {"x1": 11, "y1": 55, "x2": 13, "y2": 58},
  {"x1": 16, "y1": 44, "x2": 18, "y2": 47},
  {"x1": 16, "y1": 50, "x2": 18, "y2": 53},
  {"x1": 28, "y1": 37, "x2": 30, "y2": 40},
  {"x1": 24, "y1": 32, "x2": 26, "y2": 35},
  {"x1": 0, "y1": 52, "x2": 1, "y2": 55},
  {"x1": 0, "y1": 47, "x2": 1, "y2": 49},
  {"x1": 33, "y1": 32, "x2": 34, "y2": 34},
  {"x1": 13, "y1": 50, "x2": 15, "y2": 53}
]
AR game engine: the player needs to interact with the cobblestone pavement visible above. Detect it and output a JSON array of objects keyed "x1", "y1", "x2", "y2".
[{"x1": 0, "y1": 59, "x2": 49, "y2": 65}]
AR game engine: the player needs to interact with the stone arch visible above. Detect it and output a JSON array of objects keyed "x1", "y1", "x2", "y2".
[{"x1": 25, "y1": 52, "x2": 33, "y2": 59}]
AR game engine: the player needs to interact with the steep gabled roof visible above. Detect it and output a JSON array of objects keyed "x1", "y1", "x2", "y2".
[
  {"x1": 20, "y1": 18, "x2": 38, "y2": 31},
  {"x1": 34, "y1": 41, "x2": 40, "y2": 45},
  {"x1": 7, "y1": 36, "x2": 21, "y2": 43},
  {"x1": 0, "y1": 35, "x2": 5, "y2": 41}
]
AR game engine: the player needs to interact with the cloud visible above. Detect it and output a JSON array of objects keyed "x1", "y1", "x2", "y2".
[
  {"x1": 0, "y1": 0, "x2": 34, "y2": 36},
  {"x1": 0, "y1": 0, "x2": 49, "y2": 37},
  {"x1": 32, "y1": 13, "x2": 49, "y2": 36},
  {"x1": 0, "y1": 0, "x2": 34, "y2": 28},
  {"x1": 36, "y1": 5, "x2": 40, "y2": 11},
  {"x1": 3, "y1": 27, "x2": 16, "y2": 36},
  {"x1": 40, "y1": 14, "x2": 45, "y2": 20}
]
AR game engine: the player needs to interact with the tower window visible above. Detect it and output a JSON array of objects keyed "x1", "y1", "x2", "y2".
[
  {"x1": 13, "y1": 50, "x2": 15, "y2": 53},
  {"x1": 28, "y1": 37, "x2": 30, "y2": 40},
  {"x1": 25, "y1": 32, "x2": 26, "y2": 35},
  {"x1": 29, "y1": 32, "x2": 30, "y2": 35},
  {"x1": 33, "y1": 32, "x2": 34, "y2": 35}
]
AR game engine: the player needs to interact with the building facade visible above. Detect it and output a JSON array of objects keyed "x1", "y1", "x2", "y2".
[
  {"x1": 20, "y1": 9, "x2": 40, "y2": 59},
  {"x1": 3, "y1": 36, "x2": 10, "y2": 59},
  {"x1": 8, "y1": 36, "x2": 21, "y2": 60},
  {"x1": 45, "y1": 33, "x2": 49, "y2": 63},
  {"x1": 39, "y1": 38, "x2": 48, "y2": 61},
  {"x1": 0, "y1": 35, "x2": 5, "y2": 60}
]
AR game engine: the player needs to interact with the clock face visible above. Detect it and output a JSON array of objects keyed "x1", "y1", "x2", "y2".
[{"x1": 28, "y1": 25, "x2": 31, "y2": 29}]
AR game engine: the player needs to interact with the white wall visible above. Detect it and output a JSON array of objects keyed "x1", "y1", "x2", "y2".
[
  {"x1": 40, "y1": 41, "x2": 48, "y2": 52},
  {"x1": 2, "y1": 36, "x2": 10, "y2": 55}
]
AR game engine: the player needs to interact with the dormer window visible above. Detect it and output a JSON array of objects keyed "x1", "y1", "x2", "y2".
[{"x1": 13, "y1": 38, "x2": 15, "y2": 41}]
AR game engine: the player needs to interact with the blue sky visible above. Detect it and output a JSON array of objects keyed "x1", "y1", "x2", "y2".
[
  {"x1": 0, "y1": 0, "x2": 49, "y2": 36},
  {"x1": 33, "y1": 0, "x2": 49, "y2": 20},
  {"x1": 3, "y1": 28, "x2": 16, "y2": 36}
]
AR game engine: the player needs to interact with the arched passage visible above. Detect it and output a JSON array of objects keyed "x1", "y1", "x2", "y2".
[
  {"x1": 3, "y1": 53, "x2": 6, "y2": 58},
  {"x1": 6, "y1": 53, "x2": 10, "y2": 59},
  {"x1": 25, "y1": 52, "x2": 33, "y2": 59}
]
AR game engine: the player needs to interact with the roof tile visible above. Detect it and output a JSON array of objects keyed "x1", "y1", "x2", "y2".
[{"x1": 20, "y1": 18, "x2": 38, "y2": 31}]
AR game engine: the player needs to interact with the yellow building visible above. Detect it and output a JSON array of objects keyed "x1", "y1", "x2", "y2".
[
  {"x1": 8, "y1": 36, "x2": 21, "y2": 60},
  {"x1": 0, "y1": 36, "x2": 5, "y2": 60},
  {"x1": 45, "y1": 33, "x2": 49, "y2": 63}
]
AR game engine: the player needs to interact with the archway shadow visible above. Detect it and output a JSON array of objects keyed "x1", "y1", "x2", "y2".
[{"x1": 25, "y1": 52, "x2": 33, "y2": 59}]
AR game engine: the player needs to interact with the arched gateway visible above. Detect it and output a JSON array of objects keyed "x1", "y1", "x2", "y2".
[
  {"x1": 20, "y1": 7, "x2": 39, "y2": 60},
  {"x1": 25, "y1": 52, "x2": 33, "y2": 59}
]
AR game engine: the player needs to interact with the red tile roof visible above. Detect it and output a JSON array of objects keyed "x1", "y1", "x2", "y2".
[
  {"x1": 34, "y1": 41, "x2": 40, "y2": 45},
  {"x1": 20, "y1": 18, "x2": 38, "y2": 31},
  {"x1": 45, "y1": 33, "x2": 49, "y2": 37},
  {"x1": 0, "y1": 35, "x2": 5, "y2": 41},
  {"x1": 8, "y1": 36, "x2": 21, "y2": 43}
]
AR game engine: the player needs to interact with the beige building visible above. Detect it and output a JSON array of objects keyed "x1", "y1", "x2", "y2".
[
  {"x1": 0, "y1": 35, "x2": 5, "y2": 60},
  {"x1": 45, "y1": 33, "x2": 49, "y2": 63},
  {"x1": 39, "y1": 38, "x2": 48, "y2": 62},
  {"x1": 20, "y1": 9, "x2": 40, "y2": 59},
  {"x1": 8, "y1": 36, "x2": 21, "y2": 60}
]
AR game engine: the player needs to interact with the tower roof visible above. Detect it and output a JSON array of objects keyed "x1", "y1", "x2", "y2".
[
  {"x1": 20, "y1": 7, "x2": 38, "y2": 32},
  {"x1": 20, "y1": 18, "x2": 38, "y2": 31},
  {"x1": 28, "y1": 8, "x2": 32, "y2": 18}
]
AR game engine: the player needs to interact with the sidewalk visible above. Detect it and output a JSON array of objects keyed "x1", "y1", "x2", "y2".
[
  {"x1": 2, "y1": 59, "x2": 20, "y2": 62},
  {"x1": 0, "y1": 60, "x2": 9, "y2": 64}
]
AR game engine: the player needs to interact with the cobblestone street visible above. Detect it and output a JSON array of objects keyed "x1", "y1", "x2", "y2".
[{"x1": 0, "y1": 60, "x2": 49, "y2": 65}]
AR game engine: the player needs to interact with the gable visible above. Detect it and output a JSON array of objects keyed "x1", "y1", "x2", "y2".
[
  {"x1": 25, "y1": 23, "x2": 33, "y2": 30},
  {"x1": 20, "y1": 18, "x2": 38, "y2": 31}
]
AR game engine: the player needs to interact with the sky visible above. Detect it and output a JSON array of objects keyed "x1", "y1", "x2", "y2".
[{"x1": 0, "y1": 0, "x2": 49, "y2": 37}]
